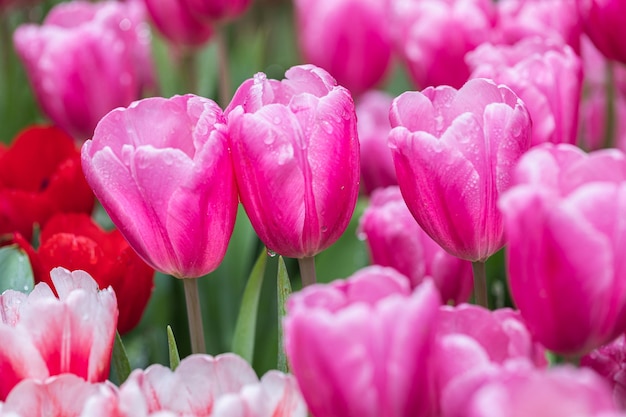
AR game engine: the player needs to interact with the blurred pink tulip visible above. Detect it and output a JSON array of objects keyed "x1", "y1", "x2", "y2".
[
  {"x1": 358, "y1": 186, "x2": 473, "y2": 304},
  {"x1": 496, "y1": 0, "x2": 581, "y2": 52},
  {"x1": 143, "y1": 0, "x2": 214, "y2": 47},
  {"x1": 390, "y1": 0, "x2": 496, "y2": 89},
  {"x1": 467, "y1": 37, "x2": 583, "y2": 146},
  {"x1": 226, "y1": 65, "x2": 360, "y2": 259},
  {"x1": 0, "y1": 374, "x2": 116, "y2": 417},
  {"x1": 499, "y1": 143, "x2": 626, "y2": 356},
  {"x1": 13, "y1": 0, "x2": 154, "y2": 141},
  {"x1": 183, "y1": 0, "x2": 251, "y2": 22},
  {"x1": 356, "y1": 91, "x2": 397, "y2": 194},
  {"x1": 582, "y1": 334, "x2": 626, "y2": 409},
  {"x1": 461, "y1": 366, "x2": 621, "y2": 417},
  {"x1": 293, "y1": 0, "x2": 392, "y2": 95},
  {"x1": 284, "y1": 266, "x2": 441, "y2": 417},
  {"x1": 389, "y1": 78, "x2": 531, "y2": 261},
  {"x1": 99, "y1": 353, "x2": 305, "y2": 416},
  {"x1": 580, "y1": 0, "x2": 626, "y2": 64},
  {"x1": 0, "y1": 268, "x2": 117, "y2": 400},
  {"x1": 81, "y1": 95, "x2": 238, "y2": 279}
]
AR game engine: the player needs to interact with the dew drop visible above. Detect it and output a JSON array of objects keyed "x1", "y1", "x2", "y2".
[
  {"x1": 321, "y1": 226, "x2": 328, "y2": 233},
  {"x1": 273, "y1": 116, "x2": 281, "y2": 125},
  {"x1": 266, "y1": 248, "x2": 277, "y2": 258},
  {"x1": 321, "y1": 120, "x2": 334, "y2": 134}
]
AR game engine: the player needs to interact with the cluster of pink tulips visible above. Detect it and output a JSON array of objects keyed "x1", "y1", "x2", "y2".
[{"x1": 3, "y1": 0, "x2": 626, "y2": 415}]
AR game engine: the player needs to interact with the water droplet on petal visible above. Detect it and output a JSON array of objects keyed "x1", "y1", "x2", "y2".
[
  {"x1": 321, "y1": 121, "x2": 333, "y2": 134},
  {"x1": 266, "y1": 248, "x2": 277, "y2": 257},
  {"x1": 273, "y1": 116, "x2": 281, "y2": 125},
  {"x1": 321, "y1": 226, "x2": 328, "y2": 233}
]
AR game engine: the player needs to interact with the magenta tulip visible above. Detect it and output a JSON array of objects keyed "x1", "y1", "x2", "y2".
[
  {"x1": 582, "y1": 334, "x2": 626, "y2": 409},
  {"x1": 81, "y1": 95, "x2": 238, "y2": 279},
  {"x1": 499, "y1": 143, "x2": 626, "y2": 356},
  {"x1": 293, "y1": 0, "x2": 392, "y2": 96},
  {"x1": 183, "y1": 0, "x2": 251, "y2": 22},
  {"x1": 13, "y1": 0, "x2": 154, "y2": 140},
  {"x1": 389, "y1": 78, "x2": 531, "y2": 262},
  {"x1": 284, "y1": 266, "x2": 441, "y2": 417},
  {"x1": 0, "y1": 268, "x2": 117, "y2": 400},
  {"x1": 226, "y1": 65, "x2": 360, "y2": 259},
  {"x1": 356, "y1": 91, "x2": 397, "y2": 194},
  {"x1": 390, "y1": 0, "x2": 496, "y2": 88},
  {"x1": 580, "y1": 0, "x2": 626, "y2": 64},
  {"x1": 496, "y1": 0, "x2": 581, "y2": 52},
  {"x1": 467, "y1": 37, "x2": 583, "y2": 146},
  {"x1": 358, "y1": 186, "x2": 473, "y2": 304},
  {"x1": 143, "y1": 0, "x2": 214, "y2": 47}
]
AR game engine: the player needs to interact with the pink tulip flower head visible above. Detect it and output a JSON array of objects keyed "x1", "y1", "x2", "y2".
[
  {"x1": 499, "y1": 143, "x2": 626, "y2": 356},
  {"x1": 284, "y1": 266, "x2": 442, "y2": 417},
  {"x1": 496, "y1": 0, "x2": 582, "y2": 52},
  {"x1": 0, "y1": 267, "x2": 117, "y2": 400},
  {"x1": 390, "y1": 0, "x2": 496, "y2": 89},
  {"x1": 579, "y1": 0, "x2": 626, "y2": 64},
  {"x1": 389, "y1": 78, "x2": 532, "y2": 262},
  {"x1": 81, "y1": 95, "x2": 238, "y2": 279},
  {"x1": 358, "y1": 186, "x2": 473, "y2": 304},
  {"x1": 356, "y1": 91, "x2": 398, "y2": 194},
  {"x1": 13, "y1": 0, "x2": 154, "y2": 141},
  {"x1": 226, "y1": 65, "x2": 360, "y2": 259},
  {"x1": 582, "y1": 334, "x2": 626, "y2": 409},
  {"x1": 143, "y1": 0, "x2": 214, "y2": 47},
  {"x1": 293, "y1": 0, "x2": 392, "y2": 96},
  {"x1": 467, "y1": 37, "x2": 583, "y2": 147},
  {"x1": 183, "y1": 0, "x2": 251, "y2": 22}
]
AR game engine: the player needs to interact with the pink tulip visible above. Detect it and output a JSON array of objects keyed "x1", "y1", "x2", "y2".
[
  {"x1": 356, "y1": 91, "x2": 397, "y2": 194},
  {"x1": 358, "y1": 186, "x2": 473, "y2": 304},
  {"x1": 389, "y1": 78, "x2": 531, "y2": 262},
  {"x1": 143, "y1": 0, "x2": 214, "y2": 47},
  {"x1": 496, "y1": 0, "x2": 581, "y2": 52},
  {"x1": 0, "y1": 267, "x2": 117, "y2": 400},
  {"x1": 462, "y1": 366, "x2": 621, "y2": 417},
  {"x1": 582, "y1": 334, "x2": 626, "y2": 409},
  {"x1": 467, "y1": 37, "x2": 583, "y2": 146},
  {"x1": 390, "y1": 0, "x2": 496, "y2": 88},
  {"x1": 580, "y1": 0, "x2": 626, "y2": 64},
  {"x1": 293, "y1": 0, "x2": 392, "y2": 95},
  {"x1": 499, "y1": 143, "x2": 626, "y2": 356},
  {"x1": 284, "y1": 266, "x2": 441, "y2": 417},
  {"x1": 226, "y1": 65, "x2": 360, "y2": 259},
  {"x1": 13, "y1": 0, "x2": 154, "y2": 141},
  {"x1": 0, "y1": 374, "x2": 116, "y2": 417},
  {"x1": 183, "y1": 0, "x2": 251, "y2": 22},
  {"x1": 81, "y1": 95, "x2": 238, "y2": 278}
]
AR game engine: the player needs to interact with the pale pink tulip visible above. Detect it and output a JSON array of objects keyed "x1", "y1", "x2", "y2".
[
  {"x1": 499, "y1": 143, "x2": 626, "y2": 356},
  {"x1": 293, "y1": 0, "x2": 392, "y2": 95},
  {"x1": 143, "y1": 0, "x2": 214, "y2": 47},
  {"x1": 226, "y1": 65, "x2": 360, "y2": 259},
  {"x1": 13, "y1": 0, "x2": 154, "y2": 140},
  {"x1": 390, "y1": 0, "x2": 496, "y2": 88},
  {"x1": 356, "y1": 91, "x2": 397, "y2": 194},
  {"x1": 580, "y1": 0, "x2": 626, "y2": 64},
  {"x1": 284, "y1": 266, "x2": 441, "y2": 417},
  {"x1": 81, "y1": 95, "x2": 238, "y2": 278},
  {"x1": 358, "y1": 186, "x2": 473, "y2": 304},
  {"x1": 467, "y1": 37, "x2": 583, "y2": 146},
  {"x1": 0, "y1": 268, "x2": 117, "y2": 400},
  {"x1": 389, "y1": 78, "x2": 531, "y2": 261},
  {"x1": 582, "y1": 334, "x2": 626, "y2": 409}
]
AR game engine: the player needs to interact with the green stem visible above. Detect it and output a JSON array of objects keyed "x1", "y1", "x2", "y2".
[
  {"x1": 471, "y1": 261, "x2": 489, "y2": 309},
  {"x1": 214, "y1": 27, "x2": 231, "y2": 108},
  {"x1": 603, "y1": 61, "x2": 617, "y2": 149},
  {"x1": 183, "y1": 278, "x2": 206, "y2": 354},
  {"x1": 180, "y1": 48, "x2": 199, "y2": 94},
  {"x1": 298, "y1": 256, "x2": 317, "y2": 287}
]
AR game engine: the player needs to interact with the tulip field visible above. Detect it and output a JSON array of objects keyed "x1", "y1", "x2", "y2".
[{"x1": 1, "y1": 0, "x2": 626, "y2": 415}]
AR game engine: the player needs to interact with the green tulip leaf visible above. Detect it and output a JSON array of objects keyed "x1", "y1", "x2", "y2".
[
  {"x1": 0, "y1": 246, "x2": 34, "y2": 294},
  {"x1": 110, "y1": 331, "x2": 131, "y2": 386},
  {"x1": 276, "y1": 256, "x2": 291, "y2": 373},
  {"x1": 167, "y1": 325, "x2": 181, "y2": 371}
]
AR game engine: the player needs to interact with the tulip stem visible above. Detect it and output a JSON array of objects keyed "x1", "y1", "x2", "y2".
[
  {"x1": 298, "y1": 256, "x2": 317, "y2": 287},
  {"x1": 215, "y1": 26, "x2": 231, "y2": 108},
  {"x1": 183, "y1": 278, "x2": 206, "y2": 354},
  {"x1": 180, "y1": 48, "x2": 199, "y2": 94},
  {"x1": 603, "y1": 61, "x2": 616, "y2": 149},
  {"x1": 472, "y1": 261, "x2": 489, "y2": 309}
]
